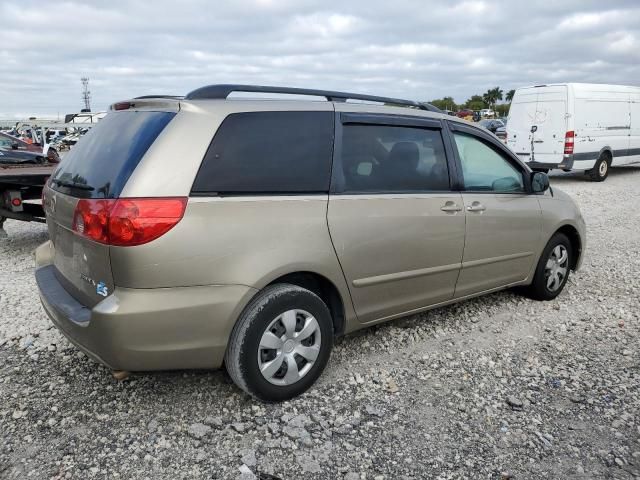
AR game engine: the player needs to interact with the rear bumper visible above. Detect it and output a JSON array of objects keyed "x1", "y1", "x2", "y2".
[
  {"x1": 35, "y1": 241, "x2": 257, "y2": 371},
  {"x1": 523, "y1": 155, "x2": 574, "y2": 171}
]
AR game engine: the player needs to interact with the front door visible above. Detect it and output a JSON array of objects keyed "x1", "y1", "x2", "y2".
[
  {"x1": 449, "y1": 126, "x2": 542, "y2": 298},
  {"x1": 328, "y1": 114, "x2": 465, "y2": 323}
]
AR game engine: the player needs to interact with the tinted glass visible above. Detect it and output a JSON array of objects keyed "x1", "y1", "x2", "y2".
[
  {"x1": 453, "y1": 132, "x2": 524, "y2": 192},
  {"x1": 192, "y1": 111, "x2": 334, "y2": 194},
  {"x1": 51, "y1": 111, "x2": 175, "y2": 198},
  {"x1": 338, "y1": 124, "x2": 449, "y2": 193}
]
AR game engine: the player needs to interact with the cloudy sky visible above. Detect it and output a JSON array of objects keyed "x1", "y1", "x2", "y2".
[{"x1": 1, "y1": 0, "x2": 639, "y2": 118}]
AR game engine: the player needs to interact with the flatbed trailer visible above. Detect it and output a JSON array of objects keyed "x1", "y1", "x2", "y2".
[{"x1": 0, "y1": 163, "x2": 55, "y2": 232}]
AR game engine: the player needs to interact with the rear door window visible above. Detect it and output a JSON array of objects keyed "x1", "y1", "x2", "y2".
[
  {"x1": 192, "y1": 111, "x2": 334, "y2": 194},
  {"x1": 337, "y1": 124, "x2": 450, "y2": 193},
  {"x1": 50, "y1": 111, "x2": 175, "y2": 198}
]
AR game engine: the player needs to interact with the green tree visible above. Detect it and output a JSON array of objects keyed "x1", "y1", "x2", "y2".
[
  {"x1": 465, "y1": 95, "x2": 485, "y2": 111},
  {"x1": 429, "y1": 96, "x2": 458, "y2": 111},
  {"x1": 483, "y1": 87, "x2": 503, "y2": 112},
  {"x1": 506, "y1": 89, "x2": 515, "y2": 102},
  {"x1": 495, "y1": 104, "x2": 510, "y2": 117}
]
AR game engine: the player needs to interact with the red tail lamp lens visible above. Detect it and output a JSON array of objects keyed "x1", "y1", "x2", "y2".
[
  {"x1": 109, "y1": 198, "x2": 187, "y2": 246},
  {"x1": 72, "y1": 197, "x2": 187, "y2": 246},
  {"x1": 564, "y1": 131, "x2": 575, "y2": 154}
]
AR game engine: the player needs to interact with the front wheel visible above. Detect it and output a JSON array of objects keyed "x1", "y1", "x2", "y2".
[
  {"x1": 225, "y1": 284, "x2": 333, "y2": 402},
  {"x1": 588, "y1": 154, "x2": 610, "y2": 182},
  {"x1": 522, "y1": 233, "x2": 572, "y2": 301}
]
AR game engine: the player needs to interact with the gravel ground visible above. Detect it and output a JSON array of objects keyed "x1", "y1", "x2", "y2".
[{"x1": 1, "y1": 166, "x2": 639, "y2": 480}]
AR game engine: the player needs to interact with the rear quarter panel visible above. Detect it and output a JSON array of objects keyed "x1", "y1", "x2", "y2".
[{"x1": 109, "y1": 196, "x2": 358, "y2": 328}]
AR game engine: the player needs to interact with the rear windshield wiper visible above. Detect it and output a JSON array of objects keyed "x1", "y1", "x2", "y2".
[{"x1": 51, "y1": 179, "x2": 95, "y2": 191}]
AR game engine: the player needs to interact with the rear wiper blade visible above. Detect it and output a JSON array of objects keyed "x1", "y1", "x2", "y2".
[{"x1": 51, "y1": 179, "x2": 95, "y2": 191}]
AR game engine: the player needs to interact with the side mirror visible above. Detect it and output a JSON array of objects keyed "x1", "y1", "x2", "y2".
[
  {"x1": 531, "y1": 171, "x2": 550, "y2": 193},
  {"x1": 11, "y1": 142, "x2": 19, "y2": 150}
]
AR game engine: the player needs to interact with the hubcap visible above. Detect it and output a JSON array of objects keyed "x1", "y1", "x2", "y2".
[
  {"x1": 257, "y1": 309, "x2": 321, "y2": 386},
  {"x1": 544, "y1": 244, "x2": 569, "y2": 292},
  {"x1": 599, "y1": 160, "x2": 608, "y2": 176}
]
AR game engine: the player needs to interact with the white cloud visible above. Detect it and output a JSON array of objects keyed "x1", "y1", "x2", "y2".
[
  {"x1": 558, "y1": 12, "x2": 605, "y2": 30},
  {"x1": 0, "y1": 0, "x2": 638, "y2": 117},
  {"x1": 609, "y1": 32, "x2": 637, "y2": 53}
]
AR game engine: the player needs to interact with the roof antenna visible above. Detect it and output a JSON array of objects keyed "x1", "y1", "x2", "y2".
[{"x1": 81, "y1": 77, "x2": 91, "y2": 112}]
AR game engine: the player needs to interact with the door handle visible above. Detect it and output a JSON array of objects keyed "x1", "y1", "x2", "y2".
[
  {"x1": 440, "y1": 202, "x2": 462, "y2": 213},
  {"x1": 466, "y1": 201, "x2": 486, "y2": 212}
]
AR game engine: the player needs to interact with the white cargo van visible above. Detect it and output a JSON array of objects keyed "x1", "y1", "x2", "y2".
[{"x1": 507, "y1": 83, "x2": 640, "y2": 181}]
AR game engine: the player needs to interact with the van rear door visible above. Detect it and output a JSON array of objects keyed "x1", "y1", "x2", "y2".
[
  {"x1": 43, "y1": 110, "x2": 175, "y2": 307},
  {"x1": 507, "y1": 89, "x2": 536, "y2": 161},
  {"x1": 531, "y1": 86, "x2": 568, "y2": 166},
  {"x1": 507, "y1": 86, "x2": 567, "y2": 167}
]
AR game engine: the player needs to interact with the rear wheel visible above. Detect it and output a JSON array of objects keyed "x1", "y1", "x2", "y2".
[
  {"x1": 588, "y1": 153, "x2": 610, "y2": 182},
  {"x1": 225, "y1": 284, "x2": 333, "y2": 402},
  {"x1": 47, "y1": 147, "x2": 60, "y2": 163},
  {"x1": 522, "y1": 233, "x2": 572, "y2": 301}
]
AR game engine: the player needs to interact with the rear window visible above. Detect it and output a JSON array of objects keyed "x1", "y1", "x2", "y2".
[
  {"x1": 191, "y1": 111, "x2": 334, "y2": 194},
  {"x1": 50, "y1": 111, "x2": 175, "y2": 198}
]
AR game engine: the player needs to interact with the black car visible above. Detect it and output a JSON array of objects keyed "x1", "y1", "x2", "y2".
[
  {"x1": 478, "y1": 119, "x2": 505, "y2": 134},
  {"x1": 0, "y1": 147, "x2": 47, "y2": 165}
]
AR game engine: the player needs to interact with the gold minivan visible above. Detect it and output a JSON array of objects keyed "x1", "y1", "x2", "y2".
[{"x1": 36, "y1": 85, "x2": 585, "y2": 401}]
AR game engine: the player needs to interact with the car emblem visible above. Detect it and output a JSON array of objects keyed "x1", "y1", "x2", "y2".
[{"x1": 96, "y1": 282, "x2": 108, "y2": 297}]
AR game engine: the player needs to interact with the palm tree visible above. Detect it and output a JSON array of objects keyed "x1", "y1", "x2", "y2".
[
  {"x1": 482, "y1": 92, "x2": 492, "y2": 108},
  {"x1": 506, "y1": 89, "x2": 515, "y2": 103},
  {"x1": 483, "y1": 87, "x2": 504, "y2": 113}
]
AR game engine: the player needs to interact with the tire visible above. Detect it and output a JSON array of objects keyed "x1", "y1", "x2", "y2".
[
  {"x1": 523, "y1": 233, "x2": 572, "y2": 301},
  {"x1": 588, "y1": 154, "x2": 610, "y2": 182},
  {"x1": 47, "y1": 148, "x2": 60, "y2": 163},
  {"x1": 225, "y1": 284, "x2": 333, "y2": 402}
]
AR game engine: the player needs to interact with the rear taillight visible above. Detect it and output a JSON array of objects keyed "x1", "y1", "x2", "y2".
[
  {"x1": 564, "y1": 131, "x2": 575, "y2": 154},
  {"x1": 112, "y1": 102, "x2": 133, "y2": 111},
  {"x1": 72, "y1": 197, "x2": 187, "y2": 246}
]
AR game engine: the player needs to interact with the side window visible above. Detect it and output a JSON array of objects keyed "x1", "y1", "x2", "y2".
[
  {"x1": 339, "y1": 124, "x2": 450, "y2": 193},
  {"x1": 453, "y1": 132, "x2": 524, "y2": 192},
  {"x1": 192, "y1": 111, "x2": 334, "y2": 194}
]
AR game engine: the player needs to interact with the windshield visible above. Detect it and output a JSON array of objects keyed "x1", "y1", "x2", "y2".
[{"x1": 51, "y1": 111, "x2": 174, "y2": 198}]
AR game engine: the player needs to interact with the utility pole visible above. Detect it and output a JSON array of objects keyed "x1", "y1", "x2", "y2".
[{"x1": 81, "y1": 77, "x2": 91, "y2": 112}]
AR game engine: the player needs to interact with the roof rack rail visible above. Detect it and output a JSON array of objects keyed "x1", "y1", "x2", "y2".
[
  {"x1": 184, "y1": 84, "x2": 441, "y2": 112},
  {"x1": 134, "y1": 95, "x2": 184, "y2": 100}
]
